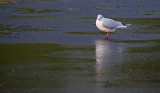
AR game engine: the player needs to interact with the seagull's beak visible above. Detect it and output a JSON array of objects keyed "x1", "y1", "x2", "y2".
[{"x1": 97, "y1": 17, "x2": 102, "y2": 20}]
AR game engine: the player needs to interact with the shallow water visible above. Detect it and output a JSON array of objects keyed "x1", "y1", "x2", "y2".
[{"x1": 0, "y1": 0, "x2": 160, "y2": 93}]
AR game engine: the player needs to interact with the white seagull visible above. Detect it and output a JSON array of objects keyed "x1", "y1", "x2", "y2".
[{"x1": 96, "y1": 14, "x2": 131, "y2": 39}]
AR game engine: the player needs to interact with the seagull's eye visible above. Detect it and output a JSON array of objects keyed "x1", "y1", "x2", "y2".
[{"x1": 98, "y1": 17, "x2": 101, "y2": 20}]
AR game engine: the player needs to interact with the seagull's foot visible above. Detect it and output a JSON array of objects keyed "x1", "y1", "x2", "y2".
[{"x1": 104, "y1": 37, "x2": 108, "y2": 40}]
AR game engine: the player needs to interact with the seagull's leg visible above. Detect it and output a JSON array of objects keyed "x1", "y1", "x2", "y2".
[
  {"x1": 107, "y1": 32, "x2": 109, "y2": 39},
  {"x1": 104, "y1": 32, "x2": 109, "y2": 39}
]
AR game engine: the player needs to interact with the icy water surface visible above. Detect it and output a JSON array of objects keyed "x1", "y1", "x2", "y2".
[{"x1": 0, "y1": 0, "x2": 160, "y2": 93}]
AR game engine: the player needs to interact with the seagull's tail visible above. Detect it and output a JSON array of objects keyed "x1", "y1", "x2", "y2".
[
  {"x1": 117, "y1": 24, "x2": 132, "y2": 29},
  {"x1": 116, "y1": 26, "x2": 127, "y2": 29},
  {"x1": 125, "y1": 24, "x2": 132, "y2": 27}
]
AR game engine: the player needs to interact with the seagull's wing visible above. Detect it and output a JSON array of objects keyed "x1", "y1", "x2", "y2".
[{"x1": 102, "y1": 18, "x2": 123, "y2": 29}]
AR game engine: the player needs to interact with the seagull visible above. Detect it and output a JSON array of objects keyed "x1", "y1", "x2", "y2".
[{"x1": 96, "y1": 14, "x2": 131, "y2": 39}]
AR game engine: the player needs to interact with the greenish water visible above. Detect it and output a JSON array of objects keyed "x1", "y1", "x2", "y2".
[
  {"x1": 0, "y1": 0, "x2": 160, "y2": 93},
  {"x1": 0, "y1": 43, "x2": 96, "y2": 92},
  {"x1": 0, "y1": 41, "x2": 159, "y2": 93}
]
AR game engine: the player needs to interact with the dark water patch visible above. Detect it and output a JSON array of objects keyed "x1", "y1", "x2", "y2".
[
  {"x1": 136, "y1": 10, "x2": 160, "y2": 16},
  {"x1": 37, "y1": 9, "x2": 66, "y2": 13},
  {"x1": 18, "y1": 8, "x2": 35, "y2": 13},
  {"x1": 66, "y1": 32, "x2": 105, "y2": 35},
  {"x1": 124, "y1": 45, "x2": 160, "y2": 53},
  {"x1": 5, "y1": 15, "x2": 59, "y2": 18},
  {"x1": 0, "y1": 25, "x2": 39, "y2": 32},
  {"x1": 113, "y1": 40, "x2": 148, "y2": 43},
  {"x1": 0, "y1": 43, "x2": 96, "y2": 90},
  {"x1": 102, "y1": 80, "x2": 130, "y2": 88},
  {"x1": 0, "y1": 25, "x2": 19, "y2": 37},
  {"x1": 0, "y1": 31, "x2": 12, "y2": 36},
  {"x1": 114, "y1": 60, "x2": 160, "y2": 87},
  {"x1": 18, "y1": 8, "x2": 65, "y2": 13},
  {"x1": 0, "y1": 24, "x2": 54, "y2": 37},
  {"x1": 134, "y1": 25, "x2": 160, "y2": 34},
  {"x1": 65, "y1": 45, "x2": 95, "y2": 51},
  {"x1": 145, "y1": 24, "x2": 160, "y2": 30},
  {"x1": 0, "y1": 43, "x2": 61, "y2": 63},
  {"x1": 113, "y1": 18, "x2": 160, "y2": 25},
  {"x1": 134, "y1": 30, "x2": 160, "y2": 34},
  {"x1": 113, "y1": 39, "x2": 160, "y2": 43},
  {"x1": 0, "y1": 6, "x2": 10, "y2": 9},
  {"x1": 34, "y1": 61, "x2": 95, "y2": 72},
  {"x1": 94, "y1": 4, "x2": 121, "y2": 10},
  {"x1": 66, "y1": 32, "x2": 115, "y2": 35},
  {"x1": 18, "y1": 8, "x2": 89, "y2": 14},
  {"x1": 0, "y1": 43, "x2": 95, "y2": 64},
  {"x1": 75, "y1": 17, "x2": 94, "y2": 19}
]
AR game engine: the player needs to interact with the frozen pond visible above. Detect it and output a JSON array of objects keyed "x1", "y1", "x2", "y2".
[{"x1": 0, "y1": 0, "x2": 160, "y2": 93}]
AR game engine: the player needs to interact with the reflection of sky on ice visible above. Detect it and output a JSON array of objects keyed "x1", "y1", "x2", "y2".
[{"x1": 95, "y1": 39, "x2": 124, "y2": 85}]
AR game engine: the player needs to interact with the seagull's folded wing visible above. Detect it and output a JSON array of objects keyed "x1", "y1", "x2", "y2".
[{"x1": 102, "y1": 18, "x2": 123, "y2": 29}]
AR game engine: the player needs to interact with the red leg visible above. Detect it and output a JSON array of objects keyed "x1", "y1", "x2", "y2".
[
  {"x1": 104, "y1": 32, "x2": 109, "y2": 39},
  {"x1": 107, "y1": 32, "x2": 109, "y2": 38}
]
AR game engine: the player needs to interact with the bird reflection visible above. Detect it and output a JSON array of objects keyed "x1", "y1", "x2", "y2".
[
  {"x1": 96, "y1": 39, "x2": 123, "y2": 64},
  {"x1": 95, "y1": 39, "x2": 123, "y2": 86}
]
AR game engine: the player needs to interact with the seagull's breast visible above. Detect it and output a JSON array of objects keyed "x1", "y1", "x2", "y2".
[{"x1": 96, "y1": 20, "x2": 110, "y2": 32}]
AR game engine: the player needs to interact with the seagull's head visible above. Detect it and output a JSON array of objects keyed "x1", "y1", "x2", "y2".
[{"x1": 97, "y1": 14, "x2": 104, "y2": 20}]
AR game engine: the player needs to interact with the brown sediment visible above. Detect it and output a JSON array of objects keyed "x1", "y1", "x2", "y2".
[{"x1": 0, "y1": 0, "x2": 20, "y2": 4}]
